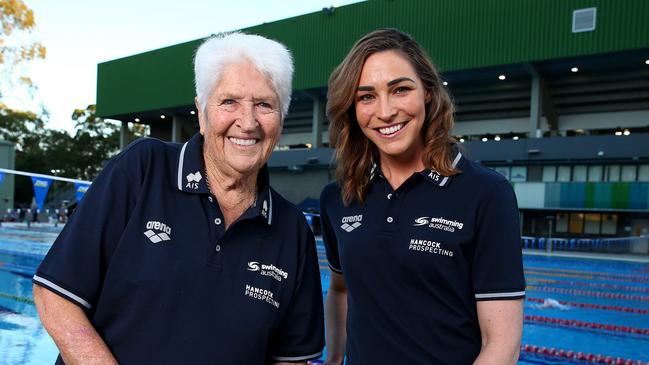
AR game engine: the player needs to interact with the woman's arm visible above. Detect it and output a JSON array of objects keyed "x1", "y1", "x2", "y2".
[
  {"x1": 473, "y1": 299, "x2": 523, "y2": 365},
  {"x1": 322, "y1": 271, "x2": 348, "y2": 365},
  {"x1": 33, "y1": 285, "x2": 118, "y2": 365}
]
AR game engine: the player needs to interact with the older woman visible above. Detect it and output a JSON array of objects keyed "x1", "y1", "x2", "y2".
[
  {"x1": 33, "y1": 32, "x2": 324, "y2": 365},
  {"x1": 320, "y1": 29, "x2": 525, "y2": 364}
]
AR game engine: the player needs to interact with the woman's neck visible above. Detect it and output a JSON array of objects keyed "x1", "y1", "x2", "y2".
[
  {"x1": 204, "y1": 155, "x2": 258, "y2": 228},
  {"x1": 379, "y1": 152, "x2": 425, "y2": 191}
]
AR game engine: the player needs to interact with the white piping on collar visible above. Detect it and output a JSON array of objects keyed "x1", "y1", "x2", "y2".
[
  {"x1": 267, "y1": 190, "x2": 273, "y2": 225},
  {"x1": 177, "y1": 141, "x2": 189, "y2": 191},
  {"x1": 439, "y1": 152, "x2": 463, "y2": 187}
]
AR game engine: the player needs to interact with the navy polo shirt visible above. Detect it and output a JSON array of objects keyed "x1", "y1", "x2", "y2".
[
  {"x1": 34, "y1": 133, "x2": 324, "y2": 364},
  {"x1": 320, "y1": 151, "x2": 525, "y2": 365}
]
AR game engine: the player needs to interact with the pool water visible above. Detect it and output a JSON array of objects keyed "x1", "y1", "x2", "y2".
[
  {"x1": 0, "y1": 225, "x2": 60, "y2": 365},
  {"x1": 1, "y1": 226, "x2": 648, "y2": 364}
]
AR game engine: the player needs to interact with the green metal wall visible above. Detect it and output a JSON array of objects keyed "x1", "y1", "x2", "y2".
[
  {"x1": 0, "y1": 141, "x2": 15, "y2": 213},
  {"x1": 97, "y1": 0, "x2": 649, "y2": 118}
]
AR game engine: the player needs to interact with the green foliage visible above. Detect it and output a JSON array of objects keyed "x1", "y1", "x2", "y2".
[
  {"x1": 0, "y1": 0, "x2": 45, "y2": 98},
  {"x1": 1, "y1": 103, "x2": 148, "y2": 205}
]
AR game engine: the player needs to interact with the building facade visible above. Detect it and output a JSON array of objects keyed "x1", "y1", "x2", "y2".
[{"x1": 95, "y1": 0, "x2": 649, "y2": 239}]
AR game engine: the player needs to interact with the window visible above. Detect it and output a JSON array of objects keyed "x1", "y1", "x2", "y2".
[
  {"x1": 606, "y1": 165, "x2": 620, "y2": 182},
  {"x1": 557, "y1": 166, "x2": 571, "y2": 182},
  {"x1": 494, "y1": 166, "x2": 510, "y2": 180},
  {"x1": 569, "y1": 212, "x2": 584, "y2": 234},
  {"x1": 573, "y1": 165, "x2": 587, "y2": 182},
  {"x1": 584, "y1": 213, "x2": 601, "y2": 234},
  {"x1": 542, "y1": 166, "x2": 556, "y2": 182},
  {"x1": 555, "y1": 213, "x2": 569, "y2": 233},
  {"x1": 601, "y1": 214, "x2": 617, "y2": 235},
  {"x1": 528, "y1": 166, "x2": 542, "y2": 182},
  {"x1": 621, "y1": 165, "x2": 637, "y2": 182},
  {"x1": 587, "y1": 165, "x2": 603, "y2": 182},
  {"x1": 510, "y1": 166, "x2": 527, "y2": 182},
  {"x1": 638, "y1": 165, "x2": 649, "y2": 182}
]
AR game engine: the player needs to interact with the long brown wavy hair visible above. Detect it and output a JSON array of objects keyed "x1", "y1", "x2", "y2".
[{"x1": 327, "y1": 28, "x2": 458, "y2": 205}]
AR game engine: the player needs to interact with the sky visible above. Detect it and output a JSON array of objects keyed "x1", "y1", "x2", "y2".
[{"x1": 6, "y1": 0, "x2": 362, "y2": 133}]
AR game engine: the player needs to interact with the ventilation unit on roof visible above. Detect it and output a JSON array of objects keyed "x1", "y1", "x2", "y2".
[{"x1": 572, "y1": 7, "x2": 597, "y2": 33}]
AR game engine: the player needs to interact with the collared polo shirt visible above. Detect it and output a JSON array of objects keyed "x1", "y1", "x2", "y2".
[
  {"x1": 320, "y1": 151, "x2": 525, "y2": 365},
  {"x1": 34, "y1": 133, "x2": 324, "y2": 364}
]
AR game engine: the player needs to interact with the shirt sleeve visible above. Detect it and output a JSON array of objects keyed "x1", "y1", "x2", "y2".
[
  {"x1": 33, "y1": 144, "x2": 141, "y2": 310},
  {"x1": 472, "y1": 180, "x2": 526, "y2": 301},
  {"x1": 320, "y1": 186, "x2": 342, "y2": 273},
  {"x1": 267, "y1": 214, "x2": 325, "y2": 363}
]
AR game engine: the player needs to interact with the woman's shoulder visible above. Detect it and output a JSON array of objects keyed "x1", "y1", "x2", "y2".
[
  {"x1": 455, "y1": 156, "x2": 510, "y2": 191},
  {"x1": 319, "y1": 181, "x2": 343, "y2": 206}
]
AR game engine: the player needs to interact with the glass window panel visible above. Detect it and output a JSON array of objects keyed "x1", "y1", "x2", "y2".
[
  {"x1": 528, "y1": 166, "x2": 542, "y2": 182},
  {"x1": 510, "y1": 166, "x2": 527, "y2": 182},
  {"x1": 569, "y1": 213, "x2": 584, "y2": 234},
  {"x1": 621, "y1": 165, "x2": 637, "y2": 182},
  {"x1": 557, "y1": 166, "x2": 571, "y2": 182},
  {"x1": 606, "y1": 165, "x2": 620, "y2": 182},
  {"x1": 601, "y1": 214, "x2": 617, "y2": 235},
  {"x1": 573, "y1": 165, "x2": 587, "y2": 182},
  {"x1": 494, "y1": 166, "x2": 510, "y2": 180},
  {"x1": 542, "y1": 166, "x2": 556, "y2": 182},
  {"x1": 587, "y1": 165, "x2": 603, "y2": 182},
  {"x1": 638, "y1": 165, "x2": 649, "y2": 182},
  {"x1": 584, "y1": 213, "x2": 601, "y2": 234},
  {"x1": 555, "y1": 213, "x2": 569, "y2": 233}
]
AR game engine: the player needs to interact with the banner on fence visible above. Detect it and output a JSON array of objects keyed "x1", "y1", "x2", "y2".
[
  {"x1": 31, "y1": 177, "x2": 52, "y2": 211},
  {"x1": 75, "y1": 182, "x2": 91, "y2": 202}
]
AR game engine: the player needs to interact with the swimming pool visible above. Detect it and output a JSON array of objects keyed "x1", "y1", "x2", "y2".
[
  {"x1": 0, "y1": 225, "x2": 60, "y2": 365},
  {"x1": 317, "y1": 244, "x2": 649, "y2": 364},
  {"x1": 1, "y1": 226, "x2": 648, "y2": 364}
]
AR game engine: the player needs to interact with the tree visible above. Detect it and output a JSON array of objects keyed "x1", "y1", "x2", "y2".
[
  {"x1": 69, "y1": 104, "x2": 121, "y2": 180},
  {"x1": 0, "y1": 0, "x2": 46, "y2": 98}
]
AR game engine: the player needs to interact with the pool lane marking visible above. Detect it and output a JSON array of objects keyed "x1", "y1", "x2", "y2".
[
  {"x1": 525, "y1": 270, "x2": 594, "y2": 280},
  {"x1": 527, "y1": 278, "x2": 649, "y2": 293},
  {"x1": 520, "y1": 344, "x2": 649, "y2": 365},
  {"x1": 524, "y1": 314, "x2": 649, "y2": 336},
  {"x1": 527, "y1": 285, "x2": 649, "y2": 302},
  {"x1": 0, "y1": 292, "x2": 34, "y2": 304},
  {"x1": 525, "y1": 266, "x2": 649, "y2": 281},
  {"x1": 527, "y1": 297, "x2": 649, "y2": 314}
]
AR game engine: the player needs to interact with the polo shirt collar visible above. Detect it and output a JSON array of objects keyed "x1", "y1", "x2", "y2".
[
  {"x1": 418, "y1": 150, "x2": 463, "y2": 187},
  {"x1": 176, "y1": 133, "x2": 274, "y2": 225},
  {"x1": 368, "y1": 150, "x2": 463, "y2": 188}
]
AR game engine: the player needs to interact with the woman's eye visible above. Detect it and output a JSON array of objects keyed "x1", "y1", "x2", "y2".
[
  {"x1": 257, "y1": 102, "x2": 271, "y2": 109},
  {"x1": 222, "y1": 99, "x2": 235, "y2": 105},
  {"x1": 394, "y1": 86, "x2": 410, "y2": 94},
  {"x1": 358, "y1": 94, "x2": 374, "y2": 102}
]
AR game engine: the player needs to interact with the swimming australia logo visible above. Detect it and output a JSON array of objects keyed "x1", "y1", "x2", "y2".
[
  {"x1": 341, "y1": 214, "x2": 363, "y2": 232},
  {"x1": 186, "y1": 171, "x2": 202, "y2": 189},
  {"x1": 143, "y1": 221, "x2": 172, "y2": 243},
  {"x1": 413, "y1": 216, "x2": 464, "y2": 232},
  {"x1": 247, "y1": 261, "x2": 288, "y2": 282}
]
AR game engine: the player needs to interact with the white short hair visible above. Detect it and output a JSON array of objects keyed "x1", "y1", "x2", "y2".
[{"x1": 194, "y1": 32, "x2": 294, "y2": 118}]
